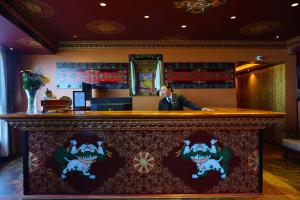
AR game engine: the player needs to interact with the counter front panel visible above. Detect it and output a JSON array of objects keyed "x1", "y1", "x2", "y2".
[
  {"x1": 0, "y1": 109, "x2": 284, "y2": 198},
  {"x1": 27, "y1": 129, "x2": 257, "y2": 194}
]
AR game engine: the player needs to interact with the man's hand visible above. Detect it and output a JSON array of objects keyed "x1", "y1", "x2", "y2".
[{"x1": 201, "y1": 107, "x2": 215, "y2": 111}]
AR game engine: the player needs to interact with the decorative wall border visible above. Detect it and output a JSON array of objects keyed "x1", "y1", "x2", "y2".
[
  {"x1": 58, "y1": 40, "x2": 287, "y2": 49},
  {"x1": 164, "y1": 62, "x2": 235, "y2": 88},
  {"x1": 56, "y1": 62, "x2": 129, "y2": 89}
]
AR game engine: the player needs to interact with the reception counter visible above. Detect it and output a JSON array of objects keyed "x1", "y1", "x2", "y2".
[{"x1": 0, "y1": 108, "x2": 285, "y2": 199}]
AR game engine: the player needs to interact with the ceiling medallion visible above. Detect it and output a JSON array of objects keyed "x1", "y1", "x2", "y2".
[
  {"x1": 21, "y1": 0, "x2": 55, "y2": 17},
  {"x1": 18, "y1": 37, "x2": 43, "y2": 48},
  {"x1": 239, "y1": 21, "x2": 280, "y2": 35},
  {"x1": 86, "y1": 20, "x2": 125, "y2": 34},
  {"x1": 174, "y1": 0, "x2": 226, "y2": 13}
]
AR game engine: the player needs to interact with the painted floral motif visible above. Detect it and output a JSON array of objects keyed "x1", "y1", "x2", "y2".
[
  {"x1": 133, "y1": 151, "x2": 155, "y2": 173},
  {"x1": 174, "y1": 0, "x2": 226, "y2": 13},
  {"x1": 86, "y1": 20, "x2": 125, "y2": 34},
  {"x1": 27, "y1": 130, "x2": 260, "y2": 194},
  {"x1": 248, "y1": 151, "x2": 259, "y2": 172},
  {"x1": 239, "y1": 21, "x2": 280, "y2": 35},
  {"x1": 28, "y1": 152, "x2": 39, "y2": 173},
  {"x1": 21, "y1": 0, "x2": 55, "y2": 17}
]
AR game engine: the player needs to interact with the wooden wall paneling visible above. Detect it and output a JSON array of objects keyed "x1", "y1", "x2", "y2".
[{"x1": 236, "y1": 64, "x2": 286, "y2": 144}]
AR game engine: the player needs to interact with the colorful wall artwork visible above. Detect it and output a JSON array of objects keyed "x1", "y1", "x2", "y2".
[
  {"x1": 164, "y1": 62, "x2": 235, "y2": 88},
  {"x1": 136, "y1": 66, "x2": 155, "y2": 95},
  {"x1": 56, "y1": 62, "x2": 129, "y2": 89},
  {"x1": 129, "y1": 54, "x2": 163, "y2": 96}
]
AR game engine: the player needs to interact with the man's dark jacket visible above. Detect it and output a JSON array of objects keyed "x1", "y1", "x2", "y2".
[{"x1": 158, "y1": 93, "x2": 200, "y2": 110}]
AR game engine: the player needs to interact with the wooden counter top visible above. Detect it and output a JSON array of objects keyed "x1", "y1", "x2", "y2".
[
  {"x1": 0, "y1": 107, "x2": 285, "y2": 120},
  {"x1": 0, "y1": 107, "x2": 285, "y2": 131}
]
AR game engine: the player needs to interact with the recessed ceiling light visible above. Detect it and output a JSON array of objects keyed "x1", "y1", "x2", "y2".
[
  {"x1": 99, "y1": 2, "x2": 107, "y2": 7},
  {"x1": 230, "y1": 16, "x2": 236, "y2": 19},
  {"x1": 144, "y1": 15, "x2": 149, "y2": 19},
  {"x1": 291, "y1": 2, "x2": 299, "y2": 7},
  {"x1": 181, "y1": 25, "x2": 187, "y2": 28},
  {"x1": 275, "y1": 35, "x2": 280, "y2": 39},
  {"x1": 9, "y1": 47, "x2": 13, "y2": 51}
]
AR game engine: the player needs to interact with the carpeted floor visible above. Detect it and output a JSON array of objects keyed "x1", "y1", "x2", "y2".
[
  {"x1": 0, "y1": 143, "x2": 299, "y2": 200},
  {"x1": 0, "y1": 156, "x2": 23, "y2": 200}
]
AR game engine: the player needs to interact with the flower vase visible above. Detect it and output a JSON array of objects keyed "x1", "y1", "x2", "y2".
[{"x1": 25, "y1": 89, "x2": 38, "y2": 113}]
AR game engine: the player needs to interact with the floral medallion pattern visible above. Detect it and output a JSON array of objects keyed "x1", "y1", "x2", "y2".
[
  {"x1": 21, "y1": 0, "x2": 55, "y2": 18},
  {"x1": 86, "y1": 20, "x2": 125, "y2": 34},
  {"x1": 174, "y1": 0, "x2": 226, "y2": 13},
  {"x1": 132, "y1": 151, "x2": 156, "y2": 173},
  {"x1": 239, "y1": 21, "x2": 280, "y2": 35}
]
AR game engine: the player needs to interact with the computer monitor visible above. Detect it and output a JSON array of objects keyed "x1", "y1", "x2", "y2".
[
  {"x1": 73, "y1": 91, "x2": 86, "y2": 110},
  {"x1": 82, "y1": 82, "x2": 92, "y2": 100}
]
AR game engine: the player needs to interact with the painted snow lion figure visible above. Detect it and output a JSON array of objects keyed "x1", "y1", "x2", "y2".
[
  {"x1": 181, "y1": 139, "x2": 231, "y2": 179},
  {"x1": 55, "y1": 139, "x2": 107, "y2": 180}
]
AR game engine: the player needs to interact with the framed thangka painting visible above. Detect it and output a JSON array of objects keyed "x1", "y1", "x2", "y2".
[
  {"x1": 56, "y1": 62, "x2": 129, "y2": 89},
  {"x1": 129, "y1": 54, "x2": 163, "y2": 96},
  {"x1": 164, "y1": 62, "x2": 235, "y2": 88}
]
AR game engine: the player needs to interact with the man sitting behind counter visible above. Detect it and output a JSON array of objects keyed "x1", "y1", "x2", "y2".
[{"x1": 158, "y1": 83, "x2": 213, "y2": 111}]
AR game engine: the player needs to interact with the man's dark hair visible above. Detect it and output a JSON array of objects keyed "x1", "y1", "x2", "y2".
[{"x1": 161, "y1": 83, "x2": 173, "y2": 92}]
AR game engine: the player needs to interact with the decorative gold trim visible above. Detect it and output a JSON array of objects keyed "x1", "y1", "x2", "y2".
[
  {"x1": 288, "y1": 35, "x2": 300, "y2": 46},
  {"x1": 287, "y1": 35, "x2": 300, "y2": 54},
  {"x1": 17, "y1": 37, "x2": 43, "y2": 48},
  {"x1": 7, "y1": 118, "x2": 276, "y2": 131},
  {"x1": 58, "y1": 40, "x2": 287, "y2": 49},
  {"x1": 160, "y1": 35, "x2": 191, "y2": 41}
]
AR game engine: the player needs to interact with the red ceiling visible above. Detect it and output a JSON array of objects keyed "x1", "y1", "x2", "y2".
[
  {"x1": 0, "y1": 0, "x2": 300, "y2": 54},
  {"x1": 0, "y1": 15, "x2": 51, "y2": 54}
]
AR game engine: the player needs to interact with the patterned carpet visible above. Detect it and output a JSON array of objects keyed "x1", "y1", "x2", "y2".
[{"x1": 0, "y1": 143, "x2": 299, "y2": 200}]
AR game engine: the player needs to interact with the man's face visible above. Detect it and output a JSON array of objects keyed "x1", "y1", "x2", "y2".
[{"x1": 160, "y1": 86, "x2": 172, "y2": 98}]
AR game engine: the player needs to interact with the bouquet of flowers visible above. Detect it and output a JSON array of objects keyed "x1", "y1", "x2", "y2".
[
  {"x1": 20, "y1": 68, "x2": 50, "y2": 113},
  {"x1": 21, "y1": 68, "x2": 50, "y2": 92}
]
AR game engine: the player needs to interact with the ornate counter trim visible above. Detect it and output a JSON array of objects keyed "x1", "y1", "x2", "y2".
[{"x1": 7, "y1": 117, "x2": 277, "y2": 131}]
